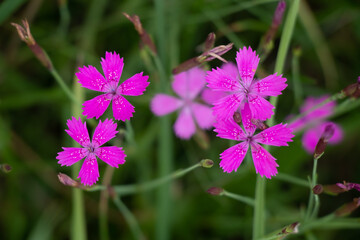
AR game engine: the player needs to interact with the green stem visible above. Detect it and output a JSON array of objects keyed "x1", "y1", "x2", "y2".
[
  {"x1": 112, "y1": 195, "x2": 145, "y2": 240},
  {"x1": 223, "y1": 190, "x2": 255, "y2": 207},
  {"x1": 88, "y1": 162, "x2": 202, "y2": 195},
  {"x1": 291, "y1": 47, "x2": 303, "y2": 108},
  {"x1": 71, "y1": 76, "x2": 87, "y2": 240},
  {"x1": 253, "y1": 1, "x2": 300, "y2": 239},
  {"x1": 49, "y1": 69, "x2": 78, "y2": 104},
  {"x1": 275, "y1": 172, "x2": 309, "y2": 188}
]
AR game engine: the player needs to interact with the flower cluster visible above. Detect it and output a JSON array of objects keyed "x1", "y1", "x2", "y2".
[
  {"x1": 57, "y1": 52, "x2": 149, "y2": 186},
  {"x1": 206, "y1": 46, "x2": 293, "y2": 178}
]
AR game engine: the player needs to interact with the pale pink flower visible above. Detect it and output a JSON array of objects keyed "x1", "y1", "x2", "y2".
[
  {"x1": 151, "y1": 67, "x2": 214, "y2": 139},
  {"x1": 56, "y1": 117, "x2": 126, "y2": 186},
  {"x1": 206, "y1": 46, "x2": 287, "y2": 121},
  {"x1": 288, "y1": 96, "x2": 343, "y2": 153},
  {"x1": 214, "y1": 103, "x2": 294, "y2": 178},
  {"x1": 76, "y1": 51, "x2": 149, "y2": 121}
]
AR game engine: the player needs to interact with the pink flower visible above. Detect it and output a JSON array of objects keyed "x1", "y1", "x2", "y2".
[
  {"x1": 56, "y1": 117, "x2": 126, "y2": 186},
  {"x1": 288, "y1": 96, "x2": 343, "y2": 153},
  {"x1": 76, "y1": 51, "x2": 149, "y2": 121},
  {"x1": 214, "y1": 103, "x2": 294, "y2": 178},
  {"x1": 151, "y1": 67, "x2": 214, "y2": 139},
  {"x1": 206, "y1": 46, "x2": 287, "y2": 121}
]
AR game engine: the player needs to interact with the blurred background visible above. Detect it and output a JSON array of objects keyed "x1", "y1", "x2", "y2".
[{"x1": 1, "y1": 0, "x2": 360, "y2": 239}]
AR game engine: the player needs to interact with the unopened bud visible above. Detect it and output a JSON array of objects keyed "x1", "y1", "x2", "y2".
[
  {"x1": 278, "y1": 222, "x2": 300, "y2": 239},
  {"x1": 322, "y1": 184, "x2": 346, "y2": 195},
  {"x1": 123, "y1": 13, "x2": 157, "y2": 55},
  {"x1": 335, "y1": 198, "x2": 360, "y2": 217},
  {"x1": 233, "y1": 112, "x2": 242, "y2": 124},
  {"x1": 341, "y1": 76, "x2": 360, "y2": 99},
  {"x1": 204, "y1": 32, "x2": 216, "y2": 52},
  {"x1": 11, "y1": 19, "x2": 53, "y2": 70},
  {"x1": 0, "y1": 164, "x2": 12, "y2": 173},
  {"x1": 251, "y1": 119, "x2": 268, "y2": 130},
  {"x1": 293, "y1": 45, "x2": 302, "y2": 57},
  {"x1": 314, "y1": 123, "x2": 335, "y2": 160},
  {"x1": 200, "y1": 159, "x2": 214, "y2": 168},
  {"x1": 312, "y1": 184, "x2": 323, "y2": 195},
  {"x1": 273, "y1": 0, "x2": 286, "y2": 27},
  {"x1": 194, "y1": 129, "x2": 210, "y2": 150},
  {"x1": 207, "y1": 187, "x2": 224, "y2": 196},
  {"x1": 58, "y1": 173, "x2": 81, "y2": 188}
]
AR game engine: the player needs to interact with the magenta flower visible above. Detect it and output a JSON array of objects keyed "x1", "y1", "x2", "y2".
[
  {"x1": 288, "y1": 96, "x2": 343, "y2": 153},
  {"x1": 151, "y1": 67, "x2": 214, "y2": 139},
  {"x1": 56, "y1": 117, "x2": 126, "y2": 186},
  {"x1": 214, "y1": 103, "x2": 294, "y2": 178},
  {"x1": 206, "y1": 46, "x2": 287, "y2": 121},
  {"x1": 76, "y1": 51, "x2": 149, "y2": 121}
]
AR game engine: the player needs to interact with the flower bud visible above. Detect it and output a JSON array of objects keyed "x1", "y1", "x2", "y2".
[
  {"x1": 58, "y1": 173, "x2": 81, "y2": 188},
  {"x1": 341, "y1": 76, "x2": 360, "y2": 98},
  {"x1": 251, "y1": 119, "x2": 268, "y2": 130},
  {"x1": 278, "y1": 222, "x2": 300, "y2": 239},
  {"x1": 312, "y1": 184, "x2": 323, "y2": 195},
  {"x1": 11, "y1": 19, "x2": 53, "y2": 70},
  {"x1": 204, "y1": 32, "x2": 216, "y2": 52},
  {"x1": 273, "y1": 0, "x2": 286, "y2": 27},
  {"x1": 335, "y1": 198, "x2": 360, "y2": 217},
  {"x1": 207, "y1": 187, "x2": 224, "y2": 196},
  {"x1": 233, "y1": 112, "x2": 242, "y2": 124},
  {"x1": 322, "y1": 184, "x2": 346, "y2": 196},
  {"x1": 200, "y1": 159, "x2": 214, "y2": 168},
  {"x1": 314, "y1": 123, "x2": 335, "y2": 160},
  {"x1": 123, "y1": 13, "x2": 157, "y2": 55},
  {"x1": 0, "y1": 164, "x2": 12, "y2": 173}
]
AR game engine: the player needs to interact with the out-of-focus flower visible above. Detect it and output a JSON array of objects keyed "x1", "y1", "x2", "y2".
[
  {"x1": 206, "y1": 46, "x2": 287, "y2": 121},
  {"x1": 76, "y1": 51, "x2": 149, "y2": 121},
  {"x1": 56, "y1": 117, "x2": 126, "y2": 186},
  {"x1": 341, "y1": 76, "x2": 360, "y2": 99},
  {"x1": 288, "y1": 96, "x2": 343, "y2": 154},
  {"x1": 214, "y1": 103, "x2": 293, "y2": 178},
  {"x1": 337, "y1": 181, "x2": 360, "y2": 192},
  {"x1": 151, "y1": 67, "x2": 214, "y2": 139}
]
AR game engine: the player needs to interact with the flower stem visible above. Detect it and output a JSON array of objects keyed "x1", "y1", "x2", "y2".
[
  {"x1": 88, "y1": 162, "x2": 202, "y2": 195},
  {"x1": 253, "y1": 1, "x2": 300, "y2": 239},
  {"x1": 275, "y1": 172, "x2": 309, "y2": 188},
  {"x1": 112, "y1": 195, "x2": 145, "y2": 240},
  {"x1": 49, "y1": 68, "x2": 78, "y2": 104},
  {"x1": 223, "y1": 190, "x2": 255, "y2": 207}
]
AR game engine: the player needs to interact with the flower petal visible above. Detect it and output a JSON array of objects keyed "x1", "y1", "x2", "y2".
[
  {"x1": 240, "y1": 103, "x2": 256, "y2": 136},
  {"x1": 214, "y1": 119, "x2": 246, "y2": 141},
  {"x1": 236, "y1": 46, "x2": 259, "y2": 87},
  {"x1": 57, "y1": 147, "x2": 87, "y2": 166},
  {"x1": 191, "y1": 103, "x2": 214, "y2": 129},
  {"x1": 101, "y1": 51, "x2": 124, "y2": 90},
  {"x1": 201, "y1": 87, "x2": 228, "y2": 105},
  {"x1": 206, "y1": 67, "x2": 240, "y2": 92},
  {"x1": 251, "y1": 73, "x2": 287, "y2": 97},
  {"x1": 248, "y1": 94, "x2": 274, "y2": 120},
  {"x1": 302, "y1": 122, "x2": 343, "y2": 154},
  {"x1": 213, "y1": 93, "x2": 244, "y2": 120},
  {"x1": 82, "y1": 94, "x2": 112, "y2": 119},
  {"x1": 221, "y1": 62, "x2": 239, "y2": 79},
  {"x1": 300, "y1": 96, "x2": 335, "y2": 121},
  {"x1": 76, "y1": 65, "x2": 107, "y2": 92},
  {"x1": 220, "y1": 142, "x2": 249, "y2": 173},
  {"x1": 92, "y1": 119, "x2": 118, "y2": 148},
  {"x1": 96, "y1": 146, "x2": 126, "y2": 167},
  {"x1": 118, "y1": 72, "x2": 149, "y2": 96},
  {"x1": 65, "y1": 117, "x2": 90, "y2": 147},
  {"x1": 253, "y1": 123, "x2": 294, "y2": 146},
  {"x1": 151, "y1": 94, "x2": 183, "y2": 116},
  {"x1": 172, "y1": 67, "x2": 206, "y2": 100},
  {"x1": 174, "y1": 107, "x2": 196, "y2": 139},
  {"x1": 251, "y1": 143, "x2": 278, "y2": 179},
  {"x1": 112, "y1": 95, "x2": 135, "y2": 121},
  {"x1": 78, "y1": 154, "x2": 99, "y2": 186}
]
